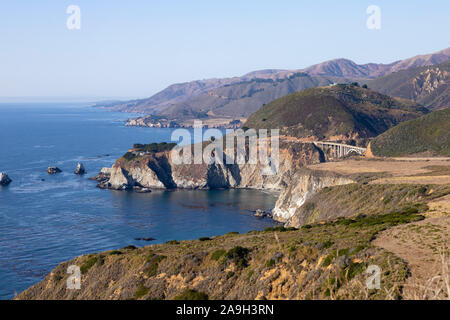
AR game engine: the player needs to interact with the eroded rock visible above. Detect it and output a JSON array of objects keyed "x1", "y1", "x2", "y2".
[{"x1": 0, "y1": 173, "x2": 12, "y2": 186}]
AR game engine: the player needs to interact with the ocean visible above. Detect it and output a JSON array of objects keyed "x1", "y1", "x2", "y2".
[{"x1": 0, "y1": 103, "x2": 277, "y2": 299}]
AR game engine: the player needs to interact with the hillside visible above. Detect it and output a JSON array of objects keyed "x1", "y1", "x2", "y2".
[
  {"x1": 369, "y1": 108, "x2": 450, "y2": 157},
  {"x1": 95, "y1": 47, "x2": 449, "y2": 116},
  {"x1": 368, "y1": 60, "x2": 450, "y2": 110},
  {"x1": 14, "y1": 200, "x2": 431, "y2": 300},
  {"x1": 17, "y1": 171, "x2": 450, "y2": 300},
  {"x1": 243, "y1": 84, "x2": 428, "y2": 145},
  {"x1": 158, "y1": 73, "x2": 349, "y2": 119}
]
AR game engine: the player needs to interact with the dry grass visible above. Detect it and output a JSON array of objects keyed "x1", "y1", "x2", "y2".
[{"x1": 403, "y1": 250, "x2": 449, "y2": 300}]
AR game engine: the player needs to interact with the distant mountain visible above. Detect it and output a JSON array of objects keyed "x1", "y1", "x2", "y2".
[
  {"x1": 244, "y1": 84, "x2": 428, "y2": 146},
  {"x1": 96, "y1": 47, "x2": 449, "y2": 117},
  {"x1": 303, "y1": 47, "x2": 450, "y2": 79},
  {"x1": 368, "y1": 60, "x2": 450, "y2": 110},
  {"x1": 369, "y1": 108, "x2": 450, "y2": 157},
  {"x1": 157, "y1": 73, "x2": 352, "y2": 119}
]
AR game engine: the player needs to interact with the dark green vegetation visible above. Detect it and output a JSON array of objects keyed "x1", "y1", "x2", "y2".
[
  {"x1": 244, "y1": 85, "x2": 427, "y2": 144},
  {"x1": 145, "y1": 254, "x2": 166, "y2": 277},
  {"x1": 132, "y1": 142, "x2": 177, "y2": 153},
  {"x1": 80, "y1": 255, "x2": 104, "y2": 274},
  {"x1": 174, "y1": 289, "x2": 209, "y2": 300},
  {"x1": 368, "y1": 60, "x2": 450, "y2": 110},
  {"x1": 122, "y1": 142, "x2": 177, "y2": 161},
  {"x1": 289, "y1": 183, "x2": 450, "y2": 227},
  {"x1": 370, "y1": 108, "x2": 450, "y2": 157}
]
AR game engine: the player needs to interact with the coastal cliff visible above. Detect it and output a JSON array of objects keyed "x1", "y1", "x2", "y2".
[{"x1": 93, "y1": 141, "x2": 357, "y2": 225}]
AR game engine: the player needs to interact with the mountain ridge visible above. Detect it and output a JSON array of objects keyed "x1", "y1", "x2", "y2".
[
  {"x1": 96, "y1": 47, "x2": 450, "y2": 115},
  {"x1": 368, "y1": 60, "x2": 450, "y2": 110}
]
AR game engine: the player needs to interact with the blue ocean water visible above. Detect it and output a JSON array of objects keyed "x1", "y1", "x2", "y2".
[{"x1": 0, "y1": 103, "x2": 277, "y2": 299}]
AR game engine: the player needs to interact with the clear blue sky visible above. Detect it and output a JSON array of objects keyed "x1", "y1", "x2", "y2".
[{"x1": 0, "y1": 0, "x2": 449, "y2": 100}]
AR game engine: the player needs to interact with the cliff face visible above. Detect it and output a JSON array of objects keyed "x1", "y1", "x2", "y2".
[
  {"x1": 272, "y1": 172, "x2": 354, "y2": 222},
  {"x1": 95, "y1": 141, "x2": 355, "y2": 224}
]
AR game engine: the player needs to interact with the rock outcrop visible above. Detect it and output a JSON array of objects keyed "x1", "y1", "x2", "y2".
[
  {"x1": 0, "y1": 173, "x2": 12, "y2": 186},
  {"x1": 47, "y1": 167, "x2": 62, "y2": 174},
  {"x1": 74, "y1": 162, "x2": 86, "y2": 175},
  {"x1": 272, "y1": 171, "x2": 354, "y2": 222}
]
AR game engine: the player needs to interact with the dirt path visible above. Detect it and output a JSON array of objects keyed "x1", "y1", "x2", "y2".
[{"x1": 373, "y1": 195, "x2": 450, "y2": 299}]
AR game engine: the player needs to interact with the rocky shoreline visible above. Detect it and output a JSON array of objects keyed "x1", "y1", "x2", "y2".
[
  {"x1": 125, "y1": 115, "x2": 243, "y2": 129},
  {"x1": 90, "y1": 141, "x2": 354, "y2": 226},
  {"x1": 0, "y1": 173, "x2": 12, "y2": 186}
]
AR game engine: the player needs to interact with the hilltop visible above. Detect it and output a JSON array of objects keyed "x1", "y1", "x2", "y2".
[
  {"x1": 243, "y1": 84, "x2": 427, "y2": 145},
  {"x1": 369, "y1": 108, "x2": 450, "y2": 157},
  {"x1": 368, "y1": 60, "x2": 450, "y2": 110}
]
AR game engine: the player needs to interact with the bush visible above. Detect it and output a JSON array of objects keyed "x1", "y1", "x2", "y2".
[
  {"x1": 134, "y1": 283, "x2": 150, "y2": 299},
  {"x1": 133, "y1": 142, "x2": 176, "y2": 153},
  {"x1": 226, "y1": 246, "x2": 250, "y2": 269},
  {"x1": 145, "y1": 254, "x2": 166, "y2": 277},
  {"x1": 174, "y1": 289, "x2": 209, "y2": 300},
  {"x1": 264, "y1": 226, "x2": 297, "y2": 232},
  {"x1": 198, "y1": 237, "x2": 211, "y2": 241},
  {"x1": 211, "y1": 249, "x2": 226, "y2": 261},
  {"x1": 123, "y1": 152, "x2": 136, "y2": 161},
  {"x1": 265, "y1": 259, "x2": 275, "y2": 268},
  {"x1": 80, "y1": 255, "x2": 103, "y2": 274}
]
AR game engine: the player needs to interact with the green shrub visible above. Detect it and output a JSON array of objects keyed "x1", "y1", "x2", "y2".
[
  {"x1": 211, "y1": 249, "x2": 226, "y2": 261},
  {"x1": 123, "y1": 152, "x2": 136, "y2": 161},
  {"x1": 226, "y1": 246, "x2": 250, "y2": 269},
  {"x1": 133, "y1": 142, "x2": 176, "y2": 153},
  {"x1": 166, "y1": 240, "x2": 179, "y2": 245},
  {"x1": 80, "y1": 256, "x2": 101, "y2": 274},
  {"x1": 264, "y1": 226, "x2": 296, "y2": 232},
  {"x1": 265, "y1": 259, "x2": 275, "y2": 268},
  {"x1": 198, "y1": 237, "x2": 211, "y2": 241},
  {"x1": 146, "y1": 255, "x2": 166, "y2": 277},
  {"x1": 134, "y1": 283, "x2": 150, "y2": 299}
]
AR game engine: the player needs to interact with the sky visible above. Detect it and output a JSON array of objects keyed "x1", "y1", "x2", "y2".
[{"x1": 0, "y1": 0, "x2": 449, "y2": 101}]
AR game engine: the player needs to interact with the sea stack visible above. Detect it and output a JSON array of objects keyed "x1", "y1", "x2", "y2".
[
  {"x1": 47, "y1": 167, "x2": 62, "y2": 174},
  {"x1": 0, "y1": 173, "x2": 12, "y2": 186},
  {"x1": 74, "y1": 162, "x2": 86, "y2": 175}
]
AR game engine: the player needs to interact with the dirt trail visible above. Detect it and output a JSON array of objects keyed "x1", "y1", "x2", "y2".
[{"x1": 373, "y1": 195, "x2": 450, "y2": 299}]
